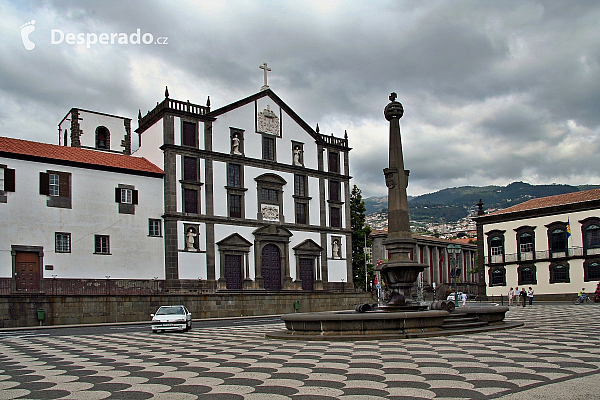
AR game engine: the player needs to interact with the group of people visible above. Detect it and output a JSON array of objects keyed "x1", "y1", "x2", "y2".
[
  {"x1": 579, "y1": 282, "x2": 600, "y2": 302},
  {"x1": 507, "y1": 286, "x2": 534, "y2": 307}
]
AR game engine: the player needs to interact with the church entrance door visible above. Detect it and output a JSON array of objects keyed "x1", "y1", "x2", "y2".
[
  {"x1": 15, "y1": 252, "x2": 40, "y2": 291},
  {"x1": 262, "y1": 244, "x2": 281, "y2": 290},
  {"x1": 224, "y1": 255, "x2": 242, "y2": 290},
  {"x1": 299, "y1": 258, "x2": 314, "y2": 290}
]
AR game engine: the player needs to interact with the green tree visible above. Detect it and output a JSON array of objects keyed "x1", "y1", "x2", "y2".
[{"x1": 351, "y1": 185, "x2": 372, "y2": 290}]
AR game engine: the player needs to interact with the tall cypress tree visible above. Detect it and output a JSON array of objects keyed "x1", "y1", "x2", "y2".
[{"x1": 350, "y1": 185, "x2": 372, "y2": 289}]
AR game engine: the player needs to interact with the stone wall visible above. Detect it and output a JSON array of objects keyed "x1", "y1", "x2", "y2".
[{"x1": 0, "y1": 292, "x2": 373, "y2": 328}]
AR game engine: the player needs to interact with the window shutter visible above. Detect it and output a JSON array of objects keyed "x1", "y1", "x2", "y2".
[
  {"x1": 132, "y1": 189, "x2": 138, "y2": 205},
  {"x1": 115, "y1": 188, "x2": 122, "y2": 203},
  {"x1": 39, "y1": 172, "x2": 50, "y2": 195},
  {"x1": 4, "y1": 168, "x2": 15, "y2": 192},
  {"x1": 59, "y1": 172, "x2": 70, "y2": 198}
]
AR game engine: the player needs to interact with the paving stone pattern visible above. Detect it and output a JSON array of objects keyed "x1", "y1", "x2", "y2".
[{"x1": 0, "y1": 304, "x2": 599, "y2": 399}]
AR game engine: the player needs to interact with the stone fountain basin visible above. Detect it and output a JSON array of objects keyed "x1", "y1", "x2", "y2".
[{"x1": 266, "y1": 305, "x2": 518, "y2": 341}]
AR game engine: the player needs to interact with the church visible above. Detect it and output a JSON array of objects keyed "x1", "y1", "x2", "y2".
[{"x1": 1, "y1": 66, "x2": 353, "y2": 294}]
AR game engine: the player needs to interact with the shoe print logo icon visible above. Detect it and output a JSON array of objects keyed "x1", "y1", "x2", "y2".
[{"x1": 21, "y1": 20, "x2": 36, "y2": 50}]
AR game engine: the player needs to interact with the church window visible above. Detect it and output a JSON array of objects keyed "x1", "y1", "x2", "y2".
[
  {"x1": 184, "y1": 188, "x2": 199, "y2": 214},
  {"x1": 94, "y1": 235, "x2": 110, "y2": 255},
  {"x1": 295, "y1": 202, "x2": 307, "y2": 225},
  {"x1": 228, "y1": 164, "x2": 241, "y2": 187},
  {"x1": 183, "y1": 157, "x2": 198, "y2": 182},
  {"x1": 294, "y1": 175, "x2": 306, "y2": 197},
  {"x1": 261, "y1": 188, "x2": 278, "y2": 202},
  {"x1": 329, "y1": 180, "x2": 341, "y2": 202},
  {"x1": 330, "y1": 206, "x2": 341, "y2": 228},
  {"x1": 149, "y1": 219, "x2": 162, "y2": 237},
  {"x1": 229, "y1": 194, "x2": 242, "y2": 218},
  {"x1": 95, "y1": 126, "x2": 110, "y2": 149},
  {"x1": 328, "y1": 151, "x2": 339, "y2": 173},
  {"x1": 262, "y1": 136, "x2": 275, "y2": 161},
  {"x1": 182, "y1": 121, "x2": 197, "y2": 147},
  {"x1": 55, "y1": 232, "x2": 71, "y2": 253}
]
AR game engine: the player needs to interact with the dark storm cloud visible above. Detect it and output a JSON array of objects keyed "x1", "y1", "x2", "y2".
[{"x1": 3, "y1": 0, "x2": 600, "y2": 197}]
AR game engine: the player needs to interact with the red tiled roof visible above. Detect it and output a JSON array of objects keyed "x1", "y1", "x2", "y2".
[
  {"x1": 487, "y1": 189, "x2": 600, "y2": 216},
  {"x1": 0, "y1": 136, "x2": 163, "y2": 175}
]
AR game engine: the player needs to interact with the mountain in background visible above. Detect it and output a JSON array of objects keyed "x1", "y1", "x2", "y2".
[{"x1": 364, "y1": 182, "x2": 600, "y2": 223}]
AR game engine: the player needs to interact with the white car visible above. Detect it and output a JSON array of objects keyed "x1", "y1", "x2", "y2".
[
  {"x1": 446, "y1": 292, "x2": 464, "y2": 301},
  {"x1": 151, "y1": 305, "x2": 192, "y2": 333}
]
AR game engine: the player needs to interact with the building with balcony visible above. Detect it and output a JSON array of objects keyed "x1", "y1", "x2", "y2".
[
  {"x1": 371, "y1": 230, "x2": 480, "y2": 299},
  {"x1": 475, "y1": 189, "x2": 600, "y2": 299}
]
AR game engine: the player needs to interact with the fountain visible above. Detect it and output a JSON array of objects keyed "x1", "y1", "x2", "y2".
[{"x1": 267, "y1": 93, "x2": 517, "y2": 341}]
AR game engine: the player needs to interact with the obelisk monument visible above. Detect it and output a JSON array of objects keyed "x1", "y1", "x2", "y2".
[{"x1": 379, "y1": 93, "x2": 428, "y2": 310}]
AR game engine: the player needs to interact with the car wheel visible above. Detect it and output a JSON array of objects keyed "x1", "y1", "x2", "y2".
[{"x1": 187, "y1": 322, "x2": 192, "y2": 331}]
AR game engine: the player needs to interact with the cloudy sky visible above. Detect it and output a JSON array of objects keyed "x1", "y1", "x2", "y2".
[{"x1": 3, "y1": 0, "x2": 600, "y2": 197}]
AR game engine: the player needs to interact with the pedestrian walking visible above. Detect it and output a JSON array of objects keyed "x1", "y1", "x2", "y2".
[
  {"x1": 520, "y1": 287, "x2": 527, "y2": 307},
  {"x1": 508, "y1": 287, "x2": 514, "y2": 306},
  {"x1": 461, "y1": 292, "x2": 467, "y2": 307},
  {"x1": 515, "y1": 287, "x2": 519, "y2": 306},
  {"x1": 527, "y1": 287, "x2": 534, "y2": 306}
]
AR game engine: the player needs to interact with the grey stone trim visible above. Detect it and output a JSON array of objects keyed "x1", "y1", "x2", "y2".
[
  {"x1": 160, "y1": 144, "x2": 351, "y2": 181},
  {"x1": 161, "y1": 213, "x2": 351, "y2": 235},
  {"x1": 122, "y1": 119, "x2": 132, "y2": 155},
  {"x1": 343, "y1": 148, "x2": 350, "y2": 176},
  {"x1": 253, "y1": 225, "x2": 293, "y2": 290},
  {"x1": 163, "y1": 114, "x2": 174, "y2": 145},
  {"x1": 180, "y1": 117, "x2": 199, "y2": 148},
  {"x1": 293, "y1": 239, "x2": 323, "y2": 290},
  {"x1": 217, "y1": 233, "x2": 252, "y2": 289},
  {"x1": 164, "y1": 219, "x2": 179, "y2": 280},
  {"x1": 206, "y1": 222, "x2": 215, "y2": 281},
  {"x1": 345, "y1": 232, "x2": 353, "y2": 285},
  {"x1": 205, "y1": 156, "x2": 214, "y2": 217},
  {"x1": 204, "y1": 121, "x2": 213, "y2": 152},
  {"x1": 255, "y1": 173, "x2": 286, "y2": 223},
  {"x1": 70, "y1": 109, "x2": 81, "y2": 148},
  {"x1": 319, "y1": 177, "x2": 326, "y2": 226},
  {"x1": 320, "y1": 232, "x2": 329, "y2": 282},
  {"x1": 164, "y1": 149, "x2": 177, "y2": 214}
]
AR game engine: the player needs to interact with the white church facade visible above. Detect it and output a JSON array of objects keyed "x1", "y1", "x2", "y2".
[
  {"x1": 134, "y1": 86, "x2": 352, "y2": 291},
  {"x1": 1, "y1": 75, "x2": 353, "y2": 293}
]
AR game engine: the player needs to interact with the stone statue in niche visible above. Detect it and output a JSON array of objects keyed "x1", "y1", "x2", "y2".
[
  {"x1": 232, "y1": 134, "x2": 242, "y2": 155},
  {"x1": 293, "y1": 146, "x2": 303, "y2": 166},
  {"x1": 332, "y1": 239, "x2": 340, "y2": 259},
  {"x1": 185, "y1": 227, "x2": 198, "y2": 251},
  {"x1": 257, "y1": 105, "x2": 280, "y2": 136}
]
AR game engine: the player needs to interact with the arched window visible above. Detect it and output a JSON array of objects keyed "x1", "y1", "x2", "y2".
[
  {"x1": 550, "y1": 263, "x2": 570, "y2": 284},
  {"x1": 584, "y1": 260, "x2": 600, "y2": 282},
  {"x1": 489, "y1": 267, "x2": 506, "y2": 287},
  {"x1": 517, "y1": 264, "x2": 536, "y2": 285},
  {"x1": 546, "y1": 222, "x2": 568, "y2": 258},
  {"x1": 487, "y1": 231, "x2": 504, "y2": 264},
  {"x1": 95, "y1": 126, "x2": 110, "y2": 149},
  {"x1": 585, "y1": 224, "x2": 600, "y2": 255},
  {"x1": 515, "y1": 225, "x2": 536, "y2": 261}
]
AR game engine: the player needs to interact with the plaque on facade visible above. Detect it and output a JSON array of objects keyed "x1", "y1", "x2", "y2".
[
  {"x1": 257, "y1": 105, "x2": 280, "y2": 136},
  {"x1": 261, "y1": 204, "x2": 279, "y2": 221}
]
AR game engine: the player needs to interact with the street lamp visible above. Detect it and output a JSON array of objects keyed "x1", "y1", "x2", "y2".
[{"x1": 447, "y1": 244, "x2": 462, "y2": 307}]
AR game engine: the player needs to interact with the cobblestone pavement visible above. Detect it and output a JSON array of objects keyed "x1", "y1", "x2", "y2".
[{"x1": 0, "y1": 304, "x2": 599, "y2": 399}]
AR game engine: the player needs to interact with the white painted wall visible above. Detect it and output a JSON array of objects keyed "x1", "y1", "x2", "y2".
[
  {"x1": 60, "y1": 110, "x2": 129, "y2": 152},
  {"x1": 484, "y1": 209, "x2": 600, "y2": 297},
  {"x1": 213, "y1": 161, "x2": 228, "y2": 217},
  {"x1": 0, "y1": 156, "x2": 164, "y2": 280},
  {"x1": 308, "y1": 176, "x2": 320, "y2": 226},
  {"x1": 288, "y1": 231, "x2": 321, "y2": 280},
  {"x1": 133, "y1": 122, "x2": 164, "y2": 170},
  {"x1": 177, "y1": 221, "x2": 207, "y2": 279}
]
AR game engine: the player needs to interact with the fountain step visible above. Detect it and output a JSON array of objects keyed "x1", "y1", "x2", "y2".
[
  {"x1": 441, "y1": 320, "x2": 489, "y2": 329},
  {"x1": 442, "y1": 316, "x2": 480, "y2": 324}
]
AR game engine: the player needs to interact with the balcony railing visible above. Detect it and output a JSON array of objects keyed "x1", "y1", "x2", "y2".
[
  {"x1": 138, "y1": 97, "x2": 210, "y2": 132},
  {"x1": 320, "y1": 133, "x2": 348, "y2": 148},
  {"x1": 486, "y1": 246, "x2": 589, "y2": 265}
]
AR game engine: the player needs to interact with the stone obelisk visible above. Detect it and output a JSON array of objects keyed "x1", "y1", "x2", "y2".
[{"x1": 379, "y1": 93, "x2": 428, "y2": 310}]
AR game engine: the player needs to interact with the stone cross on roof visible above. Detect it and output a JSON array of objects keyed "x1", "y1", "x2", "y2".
[{"x1": 260, "y1": 62, "x2": 271, "y2": 91}]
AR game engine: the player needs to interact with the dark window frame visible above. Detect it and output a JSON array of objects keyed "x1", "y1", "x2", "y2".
[
  {"x1": 55, "y1": 232, "x2": 71, "y2": 253},
  {"x1": 149, "y1": 219, "x2": 162, "y2": 237},
  {"x1": 183, "y1": 188, "x2": 199, "y2": 214},
  {"x1": 330, "y1": 206, "x2": 342, "y2": 228},
  {"x1": 517, "y1": 264, "x2": 537, "y2": 285},
  {"x1": 94, "y1": 235, "x2": 110, "y2": 255},
  {"x1": 328, "y1": 151, "x2": 340, "y2": 173},
  {"x1": 262, "y1": 135, "x2": 276, "y2": 161},
  {"x1": 489, "y1": 266, "x2": 506, "y2": 287},
  {"x1": 549, "y1": 262, "x2": 570, "y2": 284},
  {"x1": 584, "y1": 259, "x2": 600, "y2": 281},
  {"x1": 183, "y1": 156, "x2": 199, "y2": 182},
  {"x1": 182, "y1": 120, "x2": 198, "y2": 148}
]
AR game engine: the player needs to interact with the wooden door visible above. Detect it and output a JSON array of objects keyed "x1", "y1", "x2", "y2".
[
  {"x1": 15, "y1": 252, "x2": 40, "y2": 291},
  {"x1": 299, "y1": 258, "x2": 314, "y2": 291},
  {"x1": 224, "y1": 255, "x2": 242, "y2": 290},
  {"x1": 261, "y1": 244, "x2": 281, "y2": 291}
]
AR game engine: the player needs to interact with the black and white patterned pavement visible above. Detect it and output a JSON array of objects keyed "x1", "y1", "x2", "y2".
[{"x1": 0, "y1": 304, "x2": 599, "y2": 399}]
